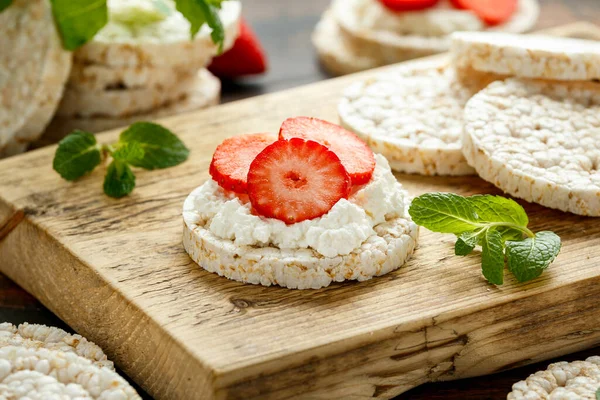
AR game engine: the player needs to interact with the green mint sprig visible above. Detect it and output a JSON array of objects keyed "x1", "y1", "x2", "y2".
[
  {"x1": 2, "y1": 0, "x2": 226, "y2": 52},
  {"x1": 53, "y1": 122, "x2": 189, "y2": 198},
  {"x1": 409, "y1": 193, "x2": 561, "y2": 285},
  {"x1": 596, "y1": 387, "x2": 599, "y2": 400}
]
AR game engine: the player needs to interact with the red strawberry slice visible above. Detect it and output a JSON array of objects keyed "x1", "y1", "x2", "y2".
[
  {"x1": 378, "y1": 0, "x2": 440, "y2": 12},
  {"x1": 279, "y1": 117, "x2": 376, "y2": 185},
  {"x1": 208, "y1": 19, "x2": 267, "y2": 78},
  {"x1": 247, "y1": 138, "x2": 351, "y2": 224},
  {"x1": 209, "y1": 133, "x2": 277, "y2": 193},
  {"x1": 450, "y1": 0, "x2": 517, "y2": 25}
]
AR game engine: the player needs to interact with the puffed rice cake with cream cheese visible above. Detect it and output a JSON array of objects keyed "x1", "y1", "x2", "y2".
[
  {"x1": 74, "y1": 0, "x2": 241, "y2": 69},
  {"x1": 183, "y1": 195, "x2": 419, "y2": 290}
]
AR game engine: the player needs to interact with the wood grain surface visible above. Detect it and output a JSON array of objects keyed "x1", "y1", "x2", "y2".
[
  {"x1": 1, "y1": 1, "x2": 600, "y2": 399},
  {"x1": 1, "y1": 22, "x2": 600, "y2": 400}
]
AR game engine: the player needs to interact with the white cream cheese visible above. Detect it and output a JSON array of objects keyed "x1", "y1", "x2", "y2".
[
  {"x1": 109, "y1": 0, "x2": 172, "y2": 25},
  {"x1": 356, "y1": 0, "x2": 484, "y2": 37},
  {"x1": 183, "y1": 154, "x2": 407, "y2": 258},
  {"x1": 95, "y1": 0, "x2": 239, "y2": 44}
]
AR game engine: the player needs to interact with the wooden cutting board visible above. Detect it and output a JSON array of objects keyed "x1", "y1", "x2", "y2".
[{"x1": 1, "y1": 22, "x2": 600, "y2": 400}]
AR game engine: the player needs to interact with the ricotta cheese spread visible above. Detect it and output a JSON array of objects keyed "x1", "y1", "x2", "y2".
[
  {"x1": 184, "y1": 154, "x2": 407, "y2": 258},
  {"x1": 356, "y1": 0, "x2": 484, "y2": 37},
  {"x1": 95, "y1": 0, "x2": 239, "y2": 44}
]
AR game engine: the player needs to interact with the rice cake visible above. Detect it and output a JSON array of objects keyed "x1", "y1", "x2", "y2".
[
  {"x1": 0, "y1": 139, "x2": 28, "y2": 159},
  {"x1": 68, "y1": 62, "x2": 198, "y2": 91},
  {"x1": 183, "y1": 195, "x2": 418, "y2": 290},
  {"x1": 0, "y1": 0, "x2": 71, "y2": 148},
  {"x1": 463, "y1": 79, "x2": 600, "y2": 216},
  {"x1": 339, "y1": 59, "x2": 496, "y2": 175},
  {"x1": 12, "y1": 19, "x2": 72, "y2": 144},
  {"x1": 508, "y1": 357, "x2": 600, "y2": 399},
  {"x1": 40, "y1": 69, "x2": 220, "y2": 145},
  {"x1": 329, "y1": 0, "x2": 539, "y2": 72},
  {"x1": 312, "y1": 11, "x2": 380, "y2": 76},
  {"x1": 0, "y1": 323, "x2": 113, "y2": 370},
  {"x1": 452, "y1": 31, "x2": 600, "y2": 81},
  {"x1": 0, "y1": 346, "x2": 140, "y2": 399},
  {"x1": 57, "y1": 69, "x2": 201, "y2": 118}
]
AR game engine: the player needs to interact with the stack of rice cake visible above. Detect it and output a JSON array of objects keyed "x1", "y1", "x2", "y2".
[
  {"x1": 41, "y1": 0, "x2": 242, "y2": 146},
  {"x1": 339, "y1": 32, "x2": 600, "y2": 217},
  {"x1": 313, "y1": 0, "x2": 540, "y2": 76}
]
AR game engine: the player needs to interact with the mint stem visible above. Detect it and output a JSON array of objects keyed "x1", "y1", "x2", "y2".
[
  {"x1": 99, "y1": 144, "x2": 115, "y2": 163},
  {"x1": 101, "y1": 144, "x2": 114, "y2": 154},
  {"x1": 485, "y1": 222, "x2": 535, "y2": 238}
]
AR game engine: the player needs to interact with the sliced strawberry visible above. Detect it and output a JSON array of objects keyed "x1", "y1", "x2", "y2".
[
  {"x1": 450, "y1": 0, "x2": 517, "y2": 25},
  {"x1": 378, "y1": 0, "x2": 440, "y2": 12},
  {"x1": 208, "y1": 19, "x2": 267, "y2": 78},
  {"x1": 279, "y1": 117, "x2": 376, "y2": 185},
  {"x1": 247, "y1": 138, "x2": 351, "y2": 224},
  {"x1": 209, "y1": 133, "x2": 277, "y2": 193}
]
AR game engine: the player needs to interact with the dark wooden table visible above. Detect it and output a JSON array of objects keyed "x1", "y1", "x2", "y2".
[{"x1": 1, "y1": 0, "x2": 599, "y2": 398}]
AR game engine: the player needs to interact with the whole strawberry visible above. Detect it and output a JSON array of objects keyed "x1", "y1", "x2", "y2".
[{"x1": 208, "y1": 18, "x2": 268, "y2": 78}]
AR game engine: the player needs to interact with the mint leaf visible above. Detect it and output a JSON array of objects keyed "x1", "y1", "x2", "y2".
[
  {"x1": 175, "y1": 0, "x2": 225, "y2": 52},
  {"x1": 409, "y1": 193, "x2": 480, "y2": 234},
  {"x1": 103, "y1": 160, "x2": 136, "y2": 198},
  {"x1": 410, "y1": 193, "x2": 562, "y2": 285},
  {"x1": 0, "y1": 0, "x2": 12, "y2": 12},
  {"x1": 53, "y1": 122, "x2": 186, "y2": 198},
  {"x1": 112, "y1": 142, "x2": 145, "y2": 164},
  {"x1": 467, "y1": 195, "x2": 529, "y2": 226},
  {"x1": 119, "y1": 122, "x2": 189, "y2": 170},
  {"x1": 481, "y1": 229, "x2": 505, "y2": 285},
  {"x1": 468, "y1": 196, "x2": 529, "y2": 243},
  {"x1": 506, "y1": 232, "x2": 561, "y2": 283},
  {"x1": 455, "y1": 231, "x2": 480, "y2": 256},
  {"x1": 596, "y1": 388, "x2": 600, "y2": 400},
  {"x1": 50, "y1": 0, "x2": 108, "y2": 51},
  {"x1": 53, "y1": 131, "x2": 101, "y2": 181}
]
